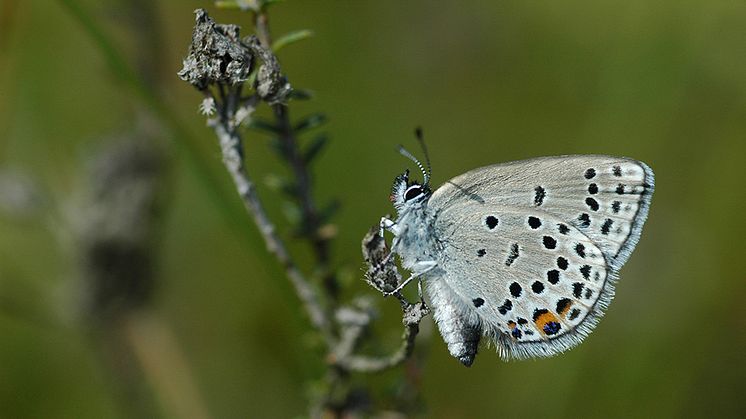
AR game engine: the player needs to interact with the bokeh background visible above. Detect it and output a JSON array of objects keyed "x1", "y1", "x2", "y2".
[{"x1": 1, "y1": 1, "x2": 745, "y2": 418}]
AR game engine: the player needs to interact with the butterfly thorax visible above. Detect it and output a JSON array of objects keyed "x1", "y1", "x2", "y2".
[{"x1": 393, "y1": 201, "x2": 441, "y2": 272}]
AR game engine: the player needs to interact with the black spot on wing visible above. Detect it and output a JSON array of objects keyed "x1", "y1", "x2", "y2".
[
  {"x1": 509, "y1": 282, "x2": 522, "y2": 298},
  {"x1": 528, "y1": 216, "x2": 542, "y2": 229},
  {"x1": 580, "y1": 265, "x2": 591, "y2": 280},
  {"x1": 533, "y1": 308, "x2": 549, "y2": 321},
  {"x1": 534, "y1": 186, "x2": 546, "y2": 206},
  {"x1": 569, "y1": 308, "x2": 581, "y2": 320},
  {"x1": 531, "y1": 281, "x2": 545, "y2": 294},
  {"x1": 543, "y1": 322, "x2": 561, "y2": 335},
  {"x1": 585, "y1": 197, "x2": 599, "y2": 211},
  {"x1": 611, "y1": 201, "x2": 621, "y2": 213},
  {"x1": 542, "y1": 236, "x2": 557, "y2": 249},
  {"x1": 577, "y1": 213, "x2": 591, "y2": 228},
  {"x1": 584, "y1": 168, "x2": 596, "y2": 179},
  {"x1": 547, "y1": 270, "x2": 560, "y2": 284},
  {"x1": 485, "y1": 215, "x2": 499, "y2": 229},
  {"x1": 498, "y1": 299, "x2": 513, "y2": 315},
  {"x1": 477, "y1": 248, "x2": 486, "y2": 257},
  {"x1": 505, "y1": 243, "x2": 520, "y2": 266},
  {"x1": 575, "y1": 243, "x2": 586, "y2": 258},
  {"x1": 558, "y1": 223, "x2": 570, "y2": 234},
  {"x1": 572, "y1": 282, "x2": 584, "y2": 298},
  {"x1": 556, "y1": 257, "x2": 568, "y2": 270},
  {"x1": 588, "y1": 183, "x2": 598, "y2": 194},
  {"x1": 472, "y1": 298, "x2": 484, "y2": 308},
  {"x1": 601, "y1": 219, "x2": 614, "y2": 235},
  {"x1": 556, "y1": 298, "x2": 572, "y2": 314},
  {"x1": 613, "y1": 165, "x2": 622, "y2": 177}
]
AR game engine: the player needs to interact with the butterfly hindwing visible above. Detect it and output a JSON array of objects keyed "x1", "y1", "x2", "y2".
[{"x1": 427, "y1": 206, "x2": 611, "y2": 359}]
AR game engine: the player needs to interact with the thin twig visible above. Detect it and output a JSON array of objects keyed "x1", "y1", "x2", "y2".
[
  {"x1": 331, "y1": 226, "x2": 430, "y2": 373},
  {"x1": 252, "y1": 9, "x2": 339, "y2": 299},
  {"x1": 334, "y1": 300, "x2": 428, "y2": 373},
  {"x1": 273, "y1": 104, "x2": 338, "y2": 298},
  {"x1": 209, "y1": 114, "x2": 334, "y2": 345}
]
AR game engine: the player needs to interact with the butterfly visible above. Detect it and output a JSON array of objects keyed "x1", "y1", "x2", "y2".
[{"x1": 379, "y1": 137, "x2": 654, "y2": 366}]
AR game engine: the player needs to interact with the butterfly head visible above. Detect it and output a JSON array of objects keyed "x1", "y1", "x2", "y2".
[
  {"x1": 390, "y1": 169, "x2": 431, "y2": 212},
  {"x1": 390, "y1": 130, "x2": 432, "y2": 213}
]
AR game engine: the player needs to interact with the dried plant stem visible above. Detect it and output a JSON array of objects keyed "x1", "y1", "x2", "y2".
[
  {"x1": 334, "y1": 301, "x2": 428, "y2": 373},
  {"x1": 209, "y1": 117, "x2": 334, "y2": 344}
]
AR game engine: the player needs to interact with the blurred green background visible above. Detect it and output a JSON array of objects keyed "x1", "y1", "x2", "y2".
[{"x1": 1, "y1": 0, "x2": 745, "y2": 418}]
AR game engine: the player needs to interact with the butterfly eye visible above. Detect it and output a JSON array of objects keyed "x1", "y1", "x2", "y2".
[{"x1": 404, "y1": 186, "x2": 422, "y2": 201}]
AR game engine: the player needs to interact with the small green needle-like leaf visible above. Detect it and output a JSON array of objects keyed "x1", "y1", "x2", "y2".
[{"x1": 272, "y1": 29, "x2": 314, "y2": 52}]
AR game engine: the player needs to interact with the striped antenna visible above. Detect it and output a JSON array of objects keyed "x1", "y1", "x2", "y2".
[
  {"x1": 414, "y1": 127, "x2": 432, "y2": 184},
  {"x1": 397, "y1": 128, "x2": 431, "y2": 186}
]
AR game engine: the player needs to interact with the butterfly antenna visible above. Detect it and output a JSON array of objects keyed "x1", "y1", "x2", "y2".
[
  {"x1": 414, "y1": 126, "x2": 432, "y2": 186},
  {"x1": 397, "y1": 145, "x2": 429, "y2": 186}
]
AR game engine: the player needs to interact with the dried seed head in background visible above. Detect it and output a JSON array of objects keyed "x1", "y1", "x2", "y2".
[{"x1": 177, "y1": 9, "x2": 253, "y2": 89}]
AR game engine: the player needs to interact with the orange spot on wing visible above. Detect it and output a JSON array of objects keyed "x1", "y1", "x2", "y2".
[{"x1": 534, "y1": 312, "x2": 560, "y2": 336}]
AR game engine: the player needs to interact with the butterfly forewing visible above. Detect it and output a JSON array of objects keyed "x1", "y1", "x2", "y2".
[
  {"x1": 429, "y1": 155, "x2": 654, "y2": 269},
  {"x1": 425, "y1": 155, "x2": 654, "y2": 359}
]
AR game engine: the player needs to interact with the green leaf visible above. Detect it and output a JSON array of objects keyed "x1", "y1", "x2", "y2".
[
  {"x1": 267, "y1": 137, "x2": 289, "y2": 159},
  {"x1": 214, "y1": 0, "x2": 257, "y2": 11},
  {"x1": 303, "y1": 134, "x2": 328, "y2": 163},
  {"x1": 288, "y1": 89, "x2": 314, "y2": 101},
  {"x1": 294, "y1": 113, "x2": 327, "y2": 132},
  {"x1": 272, "y1": 29, "x2": 314, "y2": 52}
]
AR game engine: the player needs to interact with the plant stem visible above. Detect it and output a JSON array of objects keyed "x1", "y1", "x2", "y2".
[
  {"x1": 273, "y1": 104, "x2": 339, "y2": 298},
  {"x1": 209, "y1": 113, "x2": 334, "y2": 345}
]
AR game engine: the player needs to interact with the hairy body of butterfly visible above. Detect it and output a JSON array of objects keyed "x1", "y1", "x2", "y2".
[{"x1": 381, "y1": 155, "x2": 654, "y2": 366}]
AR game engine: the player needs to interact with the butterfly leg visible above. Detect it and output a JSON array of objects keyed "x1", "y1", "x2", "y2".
[
  {"x1": 379, "y1": 216, "x2": 399, "y2": 237},
  {"x1": 373, "y1": 217, "x2": 405, "y2": 276},
  {"x1": 417, "y1": 279, "x2": 427, "y2": 305},
  {"x1": 383, "y1": 260, "x2": 437, "y2": 296}
]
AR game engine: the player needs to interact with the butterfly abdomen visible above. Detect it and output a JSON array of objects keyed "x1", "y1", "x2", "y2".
[{"x1": 424, "y1": 275, "x2": 482, "y2": 367}]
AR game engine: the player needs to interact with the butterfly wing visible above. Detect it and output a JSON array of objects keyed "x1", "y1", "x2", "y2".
[
  {"x1": 430, "y1": 155, "x2": 654, "y2": 270},
  {"x1": 426, "y1": 155, "x2": 654, "y2": 360}
]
